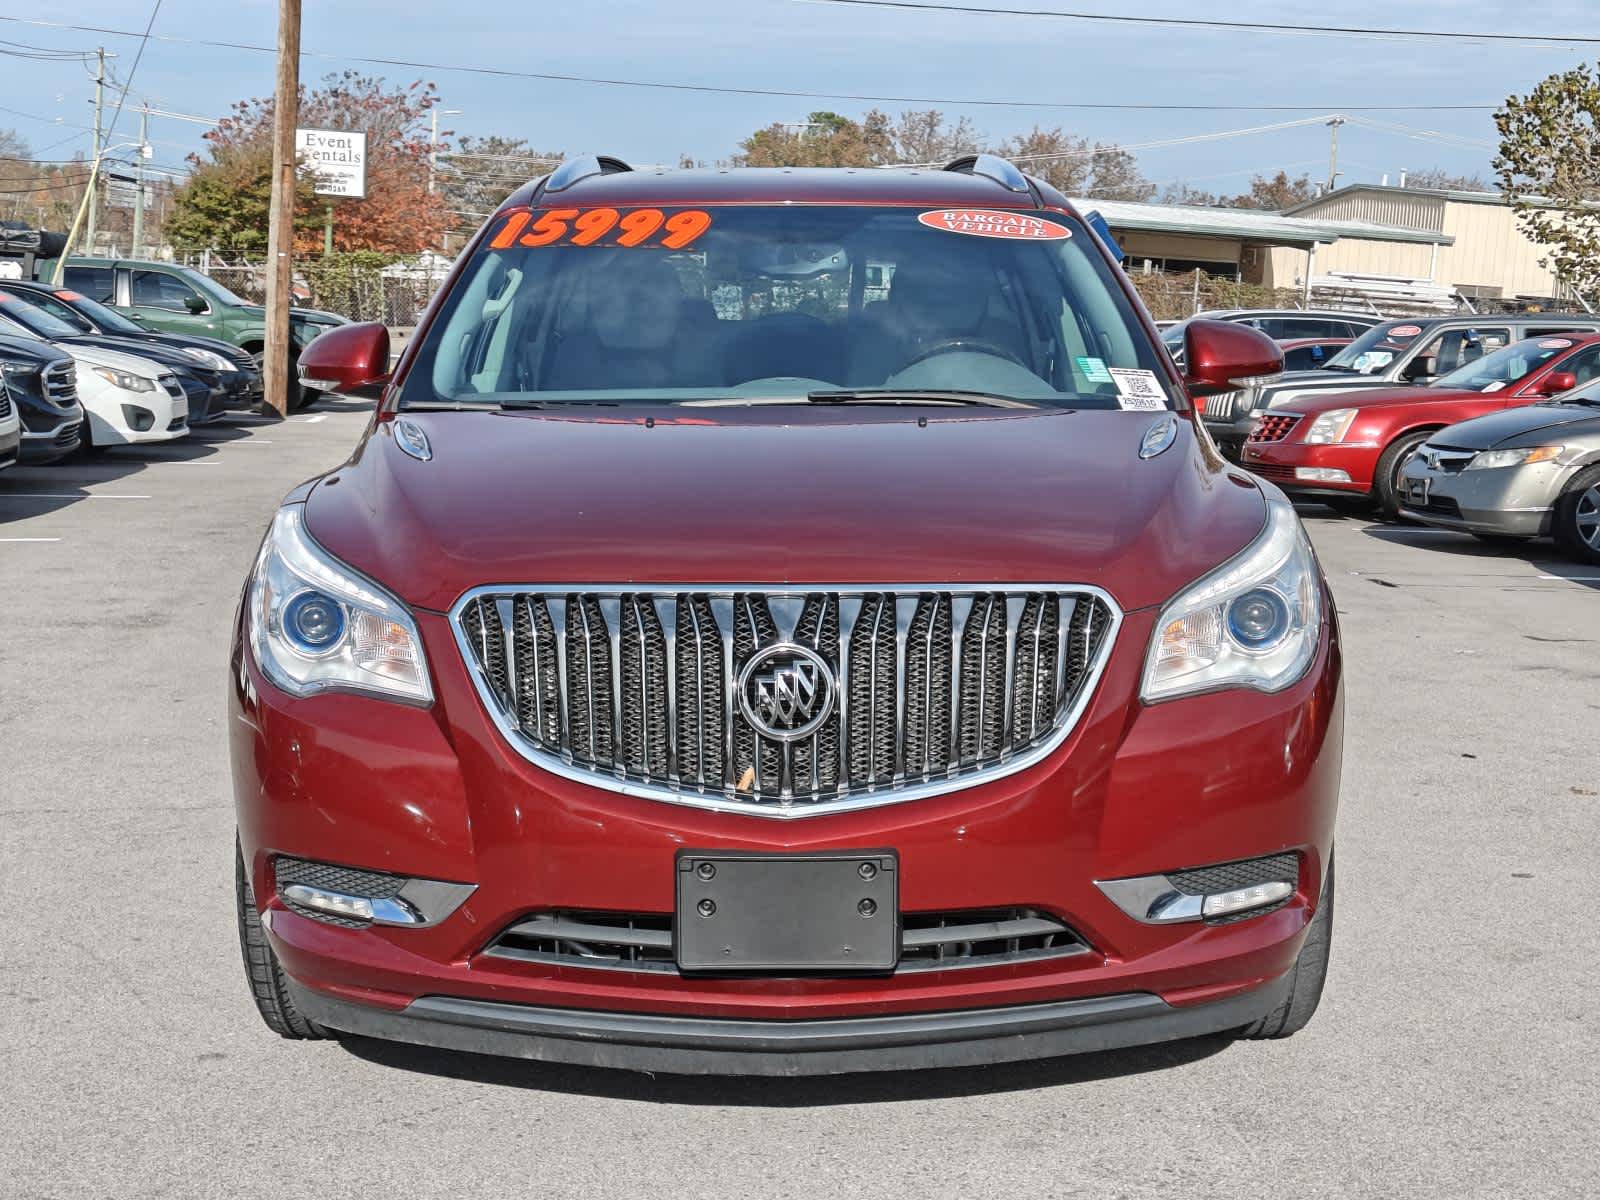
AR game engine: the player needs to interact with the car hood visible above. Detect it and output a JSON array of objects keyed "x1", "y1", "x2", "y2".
[
  {"x1": 0, "y1": 333, "x2": 70, "y2": 366},
  {"x1": 60, "y1": 342, "x2": 170, "y2": 375},
  {"x1": 60, "y1": 334, "x2": 196, "y2": 370},
  {"x1": 1283, "y1": 385, "x2": 1477, "y2": 416},
  {"x1": 137, "y1": 331, "x2": 253, "y2": 366},
  {"x1": 231, "y1": 303, "x2": 344, "y2": 326},
  {"x1": 1430, "y1": 402, "x2": 1600, "y2": 449},
  {"x1": 303, "y1": 407, "x2": 1269, "y2": 614}
]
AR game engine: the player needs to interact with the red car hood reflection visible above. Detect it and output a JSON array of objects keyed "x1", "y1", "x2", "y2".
[{"x1": 303, "y1": 406, "x2": 1267, "y2": 613}]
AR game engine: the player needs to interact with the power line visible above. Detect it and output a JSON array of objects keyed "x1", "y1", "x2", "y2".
[
  {"x1": 802, "y1": 0, "x2": 1600, "y2": 46},
  {"x1": 101, "y1": 0, "x2": 162, "y2": 146},
  {"x1": 0, "y1": 13, "x2": 1499, "y2": 113}
]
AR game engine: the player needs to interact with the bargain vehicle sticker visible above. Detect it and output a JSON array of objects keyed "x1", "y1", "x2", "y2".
[
  {"x1": 488, "y1": 207, "x2": 714, "y2": 251},
  {"x1": 1108, "y1": 367, "x2": 1168, "y2": 411},
  {"x1": 56, "y1": 290, "x2": 85, "y2": 301},
  {"x1": 918, "y1": 210, "x2": 1071, "y2": 241},
  {"x1": 1388, "y1": 324, "x2": 1423, "y2": 339},
  {"x1": 1538, "y1": 338, "x2": 1572, "y2": 348},
  {"x1": 1075, "y1": 355, "x2": 1113, "y2": 383}
]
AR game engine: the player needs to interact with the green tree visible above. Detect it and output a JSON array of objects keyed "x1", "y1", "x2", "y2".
[
  {"x1": 1495, "y1": 63, "x2": 1600, "y2": 294},
  {"x1": 165, "y1": 144, "x2": 319, "y2": 254}
]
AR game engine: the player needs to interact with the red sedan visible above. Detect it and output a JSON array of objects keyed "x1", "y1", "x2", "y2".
[{"x1": 1242, "y1": 332, "x2": 1600, "y2": 516}]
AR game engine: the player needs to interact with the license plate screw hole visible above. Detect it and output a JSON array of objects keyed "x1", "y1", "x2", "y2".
[
  {"x1": 695, "y1": 862, "x2": 716, "y2": 881},
  {"x1": 697, "y1": 898, "x2": 717, "y2": 917},
  {"x1": 857, "y1": 862, "x2": 878, "y2": 880},
  {"x1": 858, "y1": 898, "x2": 877, "y2": 917}
]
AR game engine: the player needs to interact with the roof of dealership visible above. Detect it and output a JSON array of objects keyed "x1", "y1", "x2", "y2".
[{"x1": 1074, "y1": 197, "x2": 1454, "y2": 248}]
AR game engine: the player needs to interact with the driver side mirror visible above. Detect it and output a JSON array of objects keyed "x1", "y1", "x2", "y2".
[
  {"x1": 1532, "y1": 370, "x2": 1577, "y2": 397},
  {"x1": 298, "y1": 321, "x2": 392, "y2": 399},
  {"x1": 183, "y1": 294, "x2": 208, "y2": 315},
  {"x1": 1403, "y1": 354, "x2": 1437, "y2": 382},
  {"x1": 1182, "y1": 319, "x2": 1283, "y2": 397}
]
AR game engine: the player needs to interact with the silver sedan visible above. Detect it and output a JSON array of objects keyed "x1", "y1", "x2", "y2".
[{"x1": 1397, "y1": 385, "x2": 1600, "y2": 563}]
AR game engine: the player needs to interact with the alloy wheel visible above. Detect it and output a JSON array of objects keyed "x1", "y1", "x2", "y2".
[{"x1": 1577, "y1": 485, "x2": 1600, "y2": 550}]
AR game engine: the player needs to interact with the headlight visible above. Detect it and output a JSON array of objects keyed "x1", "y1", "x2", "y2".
[
  {"x1": 1465, "y1": 444, "x2": 1564, "y2": 470},
  {"x1": 1301, "y1": 408, "x2": 1359, "y2": 444},
  {"x1": 247, "y1": 506, "x2": 432, "y2": 704},
  {"x1": 91, "y1": 366, "x2": 156, "y2": 393},
  {"x1": 180, "y1": 347, "x2": 231, "y2": 371},
  {"x1": 1, "y1": 360, "x2": 35, "y2": 378},
  {"x1": 1142, "y1": 494, "x2": 1323, "y2": 703}
]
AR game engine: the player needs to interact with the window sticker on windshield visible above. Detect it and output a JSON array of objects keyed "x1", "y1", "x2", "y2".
[
  {"x1": 1388, "y1": 324, "x2": 1422, "y2": 339},
  {"x1": 55, "y1": 290, "x2": 85, "y2": 301},
  {"x1": 1108, "y1": 367, "x2": 1167, "y2": 411},
  {"x1": 1482, "y1": 381, "x2": 1507, "y2": 392},
  {"x1": 1538, "y1": 338, "x2": 1572, "y2": 349},
  {"x1": 1075, "y1": 355, "x2": 1113, "y2": 383},
  {"x1": 488, "y1": 208, "x2": 714, "y2": 251},
  {"x1": 917, "y1": 210, "x2": 1071, "y2": 241}
]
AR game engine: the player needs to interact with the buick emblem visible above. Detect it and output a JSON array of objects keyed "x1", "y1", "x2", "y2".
[{"x1": 737, "y1": 643, "x2": 836, "y2": 742}]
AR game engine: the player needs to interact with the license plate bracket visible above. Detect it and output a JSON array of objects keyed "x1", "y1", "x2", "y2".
[
  {"x1": 675, "y1": 850, "x2": 898, "y2": 973},
  {"x1": 1404, "y1": 476, "x2": 1431, "y2": 505}
]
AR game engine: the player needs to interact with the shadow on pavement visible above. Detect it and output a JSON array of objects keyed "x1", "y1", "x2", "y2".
[
  {"x1": 1357, "y1": 523, "x2": 1599, "y2": 591},
  {"x1": 337, "y1": 1031, "x2": 1235, "y2": 1104}
]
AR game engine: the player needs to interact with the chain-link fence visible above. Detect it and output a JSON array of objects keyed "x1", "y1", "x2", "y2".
[{"x1": 189, "y1": 255, "x2": 447, "y2": 327}]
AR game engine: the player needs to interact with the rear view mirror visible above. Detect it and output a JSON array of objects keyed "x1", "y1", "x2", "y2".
[
  {"x1": 298, "y1": 321, "x2": 392, "y2": 399},
  {"x1": 1182, "y1": 320, "x2": 1283, "y2": 397},
  {"x1": 1533, "y1": 370, "x2": 1577, "y2": 397}
]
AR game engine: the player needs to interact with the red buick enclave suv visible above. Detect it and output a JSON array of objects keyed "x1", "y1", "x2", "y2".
[{"x1": 232, "y1": 155, "x2": 1343, "y2": 1075}]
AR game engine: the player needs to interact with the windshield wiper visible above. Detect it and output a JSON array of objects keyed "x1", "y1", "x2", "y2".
[{"x1": 805, "y1": 389, "x2": 1037, "y2": 408}]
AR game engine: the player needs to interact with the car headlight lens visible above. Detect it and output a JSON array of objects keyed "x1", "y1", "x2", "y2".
[
  {"x1": 180, "y1": 347, "x2": 231, "y2": 371},
  {"x1": 0, "y1": 360, "x2": 33, "y2": 379},
  {"x1": 1301, "y1": 408, "x2": 1359, "y2": 444},
  {"x1": 248, "y1": 506, "x2": 432, "y2": 704},
  {"x1": 1465, "y1": 444, "x2": 1564, "y2": 470},
  {"x1": 1142, "y1": 494, "x2": 1323, "y2": 702},
  {"x1": 91, "y1": 366, "x2": 156, "y2": 393}
]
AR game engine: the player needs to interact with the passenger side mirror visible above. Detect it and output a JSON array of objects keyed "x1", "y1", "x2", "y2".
[
  {"x1": 183, "y1": 295, "x2": 208, "y2": 314},
  {"x1": 1533, "y1": 370, "x2": 1576, "y2": 397},
  {"x1": 1181, "y1": 319, "x2": 1283, "y2": 397},
  {"x1": 298, "y1": 321, "x2": 392, "y2": 399}
]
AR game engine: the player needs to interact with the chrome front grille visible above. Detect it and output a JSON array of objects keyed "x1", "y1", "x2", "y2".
[
  {"x1": 43, "y1": 361, "x2": 77, "y2": 408},
  {"x1": 454, "y1": 586, "x2": 1119, "y2": 817},
  {"x1": 0, "y1": 387, "x2": 11, "y2": 420}
]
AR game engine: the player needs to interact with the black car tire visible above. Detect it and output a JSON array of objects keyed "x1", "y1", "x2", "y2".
[
  {"x1": 1374, "y1": 431, "x2": 1434, "y2": 521},
  {"x1": 1552, "y1": 464, "x2": 1600, "y2": 566},
  {"x1": 246, "y1": 349, "x2": 317, "y2": 414},
  {"x1": 236, "y1": 837, "x2": 330, "y2": 1040},
  {"x1": 76, "y1": 420, "x2": 104, "y2": 456},
  {"x1": 1240, "y1": 854, "x2": 1333, "y2": 1040}
]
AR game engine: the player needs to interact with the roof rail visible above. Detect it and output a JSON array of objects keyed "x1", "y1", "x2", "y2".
[
  {"x1": 544, "y1": 154, "x2": 633, "y2": 193},
  {"x1": 942, "y1": 153, "x2": 1030, "y2": 194}
]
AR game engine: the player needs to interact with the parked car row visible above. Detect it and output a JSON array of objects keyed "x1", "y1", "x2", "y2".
[
  {"x1": 1219, "y1": 311, "x2": 1600, "y2": 565},
  {"x1": 0, "y1": 268, "x2": 286, "y2": 463}
]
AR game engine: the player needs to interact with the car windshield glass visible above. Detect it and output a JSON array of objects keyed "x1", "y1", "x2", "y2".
[
  {"x1": 181, "y1": 267, "x2": 248, "y2": 307},
  {"x1": 400, "y1": 205, "x2": 1174, "y2": 410},
  {"x1": 4, "y1": 288, "x2": 94, "y2": 332},
  {"x1": 1432, "y1": 337, "x2": 1574, "y2": 392},
  {"x1": 1323, "y1": 321, "x2": 1423, "y2": 374},
  {"x1": 54, "y1": 288, "x2": 144, "y2": 334},
  {"x1": 0, "y1": 290, "x2": 82, "y2": 338}
]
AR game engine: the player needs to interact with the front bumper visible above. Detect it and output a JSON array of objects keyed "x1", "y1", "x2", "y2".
[
  {"x1": 233, "y1": 596, "x2": 1342, "y2": 1069},
  {"x1": 19, "y1": 419, "x2": 82, "y2": 463},
  {"x1": 285, "y1": 973, "x2": 1291, "y2": 1076},
  {"x1": 1396, "y1": 455, "x2": 1561, "y2": 537},
  {"x1": 0, "y1": 421, "x2": 18, "y2": 468},
  {"x1": 1241, "y1": 437, "x2": 1375, "y2": 496}
]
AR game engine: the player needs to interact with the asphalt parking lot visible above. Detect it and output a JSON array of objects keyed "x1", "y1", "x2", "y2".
[{"x1": 1, "y1": 405, "x2": 1596, "y2": 1200}]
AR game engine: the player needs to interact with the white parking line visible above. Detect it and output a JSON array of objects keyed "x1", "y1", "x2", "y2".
[
  {"x1": 302, "y1": 415, "x2": 328, "y2": 424},
  {"x1": 0, "y1": 537, "x2": 61, "y2": 543},
  {"x1": 1538, "y1": 574, "x2": 1600, "y2": 581},
  {"x1": 1, "y1": 493, "x2": 151, "y2": 500}
]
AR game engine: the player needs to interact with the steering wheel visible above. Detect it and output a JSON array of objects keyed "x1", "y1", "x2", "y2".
[{"x1": 899, "y1": 338, "x2": 1028, "y2": 372}]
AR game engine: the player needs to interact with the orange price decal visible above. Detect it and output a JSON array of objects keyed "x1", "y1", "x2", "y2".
[{"x1": 487, "y1": 207, "x2": 713, "y2": 251}]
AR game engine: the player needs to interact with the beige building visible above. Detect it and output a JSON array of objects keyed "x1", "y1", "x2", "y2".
[{"x1": 1281, "y1": 185, "x2": 1567, "y2": 302}]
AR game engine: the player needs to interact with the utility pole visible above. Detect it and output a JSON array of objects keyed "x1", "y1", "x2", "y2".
[
  {"x1": 85, "y1": 47, "x2": 105, "y2": 253},
  {"x1": 131, "y1": 105, "x2": 149, "y2": 258},
  {"x1": 428, "y1": 106, "x2": 461, "y2": 193},
  {"x1": 1325, "y1": 115, "x2": 1346, "y2": 196},
  {"x1": 263, "y1": 0, "x2": 301, "y2": 418}
]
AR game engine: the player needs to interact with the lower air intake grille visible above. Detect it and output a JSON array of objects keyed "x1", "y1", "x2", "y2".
[
  {"x1": 453, "y1": 586, "x2": 1120, "y2": 817},
  {"x1": 482, "y1": 908, "x2": 1090, "y2": 973}
]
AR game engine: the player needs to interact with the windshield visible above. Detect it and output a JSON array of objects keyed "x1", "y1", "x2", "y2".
[
  {"x1": 182, "y1": 267, "x2": 249, "y2": 307},
  {"x1": 1432, "y1": 337, "x2": 1575, "y2": 392},
  {"x1": 51, "y1": 288, "x2": 144, "y2": 334},
  {"x1": 0, "y1": 290, "x2": 82, "y2": 338},
  {"x1": 400, "y1": 205, "x2": 1174, "y2": 410},
  {"x1": 1323, "y1": 321, "x2": 1426, "y2": 375}
]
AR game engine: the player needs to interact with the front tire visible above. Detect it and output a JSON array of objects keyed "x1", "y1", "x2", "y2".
[
  {"x1": 1552, "y1": 465, "x2": 1600, "y2": 566},
  {"x1": 1374, "y1": 431, "x2": 1433, "y2": 521},
  {"x1": 1240, "y1": 854, "x2": 1333, "y2": 1040},
  {"x1": 235, "y1": 838, "x2": 329, "y2": 1039}
]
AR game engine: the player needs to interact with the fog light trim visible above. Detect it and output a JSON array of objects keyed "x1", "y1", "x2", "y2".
[
  {"x1": 1294, "y1": 467, "x2": 1351, "y2": 483},
  {"x1": 274, "y1": 856, "x2": 476, "y2": 929},
  {"x1": 1097, "y1": 854, "x2": 1299, "y2": 925}
]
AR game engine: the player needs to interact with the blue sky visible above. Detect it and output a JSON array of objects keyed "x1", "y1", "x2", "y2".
[{"x1": 2, "y1": 0, "x2": 1596, "y2": 197}]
